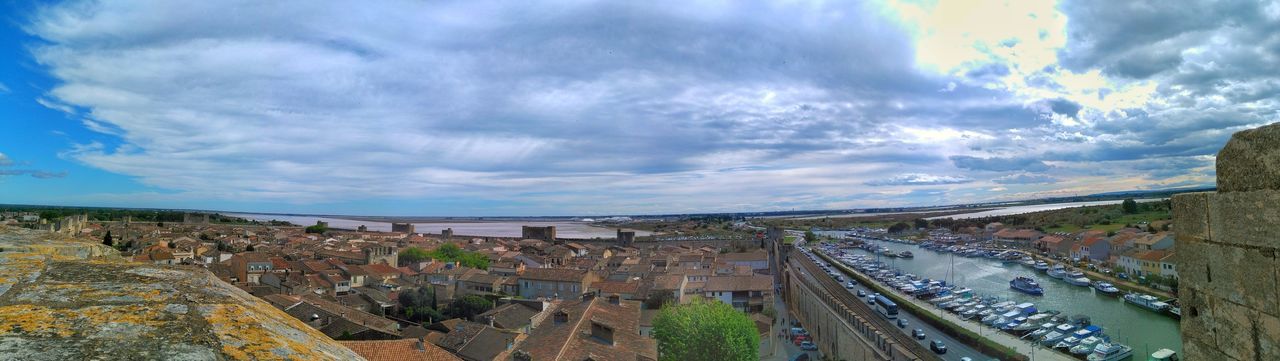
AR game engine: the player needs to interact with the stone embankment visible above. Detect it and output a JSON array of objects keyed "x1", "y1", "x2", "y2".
[{"x1": 0, "y1": 226, "x2": 365, "y2": 360}]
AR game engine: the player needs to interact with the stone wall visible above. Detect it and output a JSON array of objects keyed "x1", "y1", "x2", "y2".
[
  {"x1": 0, "y1": 226, "x2": 366, "y2": 360},
  {"x1": 1173, "y1": 122, "x2": 1280, "y2": 361}
]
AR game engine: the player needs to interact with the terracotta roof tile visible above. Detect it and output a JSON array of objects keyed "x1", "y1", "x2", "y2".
[{"x1": 339, "y1": 339, "x2": 461, "y2": 361}]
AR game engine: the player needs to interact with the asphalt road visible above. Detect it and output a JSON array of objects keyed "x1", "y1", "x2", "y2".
[{"x1": 801, "y1": 247, "x2": 996, "y2": 361}]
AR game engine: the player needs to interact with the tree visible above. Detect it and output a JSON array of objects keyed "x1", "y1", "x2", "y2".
[
  {"x1": 912, "y1": 218, "x2": 929, "y2": 229},
  {"x1": 447, "y1": 295, "x2": 493, "y2": 320},
  {"x1": 803, "y1": 230, "x2": 817, "y2": 243},
  {"x1": 1121, "y1": 198, "x2": 1138, "y2": 214},
  {"x1": 644, "y1": 291, "x2": 676, "y2": 310},
  {"x1": 887, "y1": 222, "x2": 911, "y2": 234},
  {"x1": 102, "y1": 231, "x2": 114, "y2": 247},
  {"x1": 653, "y1": 299, "x2": 758, "y2": 361},
  {"x1": 399, "y1": 247, "x2": 431, "y2": 265},
  {"x1": 246, "y1": 244, "x2": 255, "y2": 252},
  {"x1": 305, "y1": 224, "x2": 327, "y2": 234}
]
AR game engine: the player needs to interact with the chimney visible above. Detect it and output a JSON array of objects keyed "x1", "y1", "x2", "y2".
[{"x1": 416, "y1": 336, "x2": 425, "y2": 351}]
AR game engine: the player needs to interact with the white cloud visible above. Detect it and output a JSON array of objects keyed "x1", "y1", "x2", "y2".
[{"x1": 14, "y1": 0, "x2": 1246, "y2": 213}]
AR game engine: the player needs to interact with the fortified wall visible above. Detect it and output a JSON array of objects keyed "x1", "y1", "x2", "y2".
[
  {"x1": 0, "y1": 226, "x2": 365, "y2": 360},
  {"x1": 1173, "y1": 122, "x2": 1280, "y2": 361}
]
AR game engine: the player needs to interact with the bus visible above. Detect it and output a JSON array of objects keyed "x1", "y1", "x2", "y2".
[{"x1": 874, "y1": 295, "x2": 899, "y2": 319}]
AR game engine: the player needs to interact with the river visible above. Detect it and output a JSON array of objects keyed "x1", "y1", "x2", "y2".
[
  {"x1": 221, "y1": 213, "x2": 651, "y2": 239},
  {"x1": 817, "y1": 232, "x2": 1182, "y2": 355}
]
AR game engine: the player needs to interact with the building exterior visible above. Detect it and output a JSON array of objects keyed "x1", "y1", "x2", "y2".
[
  {"x1": 720, "y1": 249, "x2": 769, "y2": 272},
  {"x1": 617, "y1": 229, "x2": 635, "y2": 246},
  {"x1": 703, "y1": 275, "x2": 772, "y2": 313},
  {"x1": 520, "y1": 226, "x2": 556, "y2": 241},
  {"x1": 364, "y1": 246, "x2": 398, "y2": 266},
  {"x1": 992, "y1": 228, "x2": 1042, "y2": 247},
  {"x1": 517, "y1": 268, "x2": 595, "y2": 300},
  {"x1": 391, "y1": 223, "x2": 415, "y2": 234},
  {"x1": 232, "y1": 252, "x2": 275, "y2": 284}
]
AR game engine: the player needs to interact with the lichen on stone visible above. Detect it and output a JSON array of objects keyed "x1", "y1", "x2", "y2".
[{"x1": 0, "y1": 226, "x2": 366, "y2": 360}]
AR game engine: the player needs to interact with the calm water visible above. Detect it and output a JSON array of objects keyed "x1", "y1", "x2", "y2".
[
  {"x1": 819, "y1": 233, "x2": 1182, "y2": 355},
  {"x1": 923, "y1": 198, "x2": 1167, "y2": 220},
  {"x1": 222, "y1": 213, "x2": 651, "y2": 238}
]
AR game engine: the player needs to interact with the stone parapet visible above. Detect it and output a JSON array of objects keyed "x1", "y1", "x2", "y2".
[
  {"x1": 1174, "y1": 122, "x2": 1280, "y2": 361},
  {"x1": 0, "y1": 226, "x2": 365, "y2": 360}
]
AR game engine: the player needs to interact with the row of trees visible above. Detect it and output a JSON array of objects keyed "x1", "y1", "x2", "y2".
[{"x1": 399, "y1": 244, "x2": 490, "y2": 269}]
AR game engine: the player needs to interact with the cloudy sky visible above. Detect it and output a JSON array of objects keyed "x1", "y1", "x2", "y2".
[{"x1": 0, "y1": 0, "x2": 1274, "y2": 216}]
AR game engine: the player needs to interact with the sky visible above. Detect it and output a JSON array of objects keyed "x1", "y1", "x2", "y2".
[{"x1": 0, "y1": 0, "x2": 1275, "y2": 216}]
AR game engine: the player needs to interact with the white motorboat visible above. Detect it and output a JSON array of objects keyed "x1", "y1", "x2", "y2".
[{"x1": 1087, "y1": 343, "x2": 1134, "y2": 361}]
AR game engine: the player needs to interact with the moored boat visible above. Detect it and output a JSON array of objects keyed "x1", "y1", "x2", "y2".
[
  {"x1": 1087, "y1": 342, "x2": 1134, "y2": 361},
  {"x1": 1069, "y1": 336, "x2": 1103, "y2": 355},
  {"x1": 898, "y1": 251, "x2": 913, "y2": 258},
  {"x1": 1092, "y1": 281, "x2": 1121, "y2": 296},
  {"x1": 1067, "y1": 276, "x2": 1092, "y2": 286},
  {"x1": 1034, "y1": 261, "x2": 1050, "y2": 272},
  {"x1": 1010, "y1": 276, "x2": 1045, "y2": 296},
  {"x1": 1048, "y1": 264, "x2": 1067, "y2": 279},
  {"x1": 1123, "y1": 293, "x2": 1170, "y2": 312}
]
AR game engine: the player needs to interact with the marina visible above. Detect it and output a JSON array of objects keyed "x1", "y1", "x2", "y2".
[{"x1": 816, "y1": 232, "x2": 1182, "y2": 356}]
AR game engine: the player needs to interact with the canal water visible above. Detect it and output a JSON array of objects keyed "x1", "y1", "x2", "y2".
[{"x1": 818, "y1": 232, "x2": 1182, "y2": 355}]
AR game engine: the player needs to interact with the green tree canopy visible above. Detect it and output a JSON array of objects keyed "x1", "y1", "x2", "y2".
[
  {"x1": 652, "y1": 299, "x2": 759, "y2": 361},
  {"x1": 401, "y1": 243, "x2": 490, "y2": 269},
  {"x1": 399, "y1": 247, "x2": 432, "y2": 265},
  {"x1": 803, "y1": 230, "x2": 817, "y2": 243},
  {"x1": 447, "y1": 295, "x2": 493, "y2": 320},
  {"x1": 887, "y1": 222, "x2": 911, "y2": 233},
  {"x1": 304, "y1": 224, "x2": 327, "y2": 234},
  {"x1": 1121, "y1": 198, "x2": 1138, "y2": 214}
]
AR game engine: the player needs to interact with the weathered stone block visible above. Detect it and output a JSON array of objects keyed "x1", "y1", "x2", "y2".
[
  {"x1": 1217, "y1": 122, "x2": 1280, "y2": 192},
  {"x1": 1179, "y1": 285, "x2": 1217, "y2": 346},
  {"x1": 1259, "y1": 311, "x2": 1280, "y2": 361},
  {"x1": 1215, "y1": 299, "x2": 1260, "y2": 361},
  {"x1": 1209, "y1": 189, "x2": 1280, "y2": 250},
  {"x1": 1172, "y1": 192, "x2": 1211, "y2": 243},
  {"x1": 1176, "y1": 238, "x2": 1213, "y2": 292},
  {"x1": 1221, "y1": 245, "x2": 1278, "y2": 315},
  {"x1": 1179, "y1": 239, "x2": 1278, "y2": 314},
  {"x1": 1185, "y1": 334, "x2": 1238, "y2": 361}
]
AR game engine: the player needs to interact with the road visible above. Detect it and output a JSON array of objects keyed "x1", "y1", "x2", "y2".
[{"x1": 796, "y1": 245, "x2": 993, "y2": 361}]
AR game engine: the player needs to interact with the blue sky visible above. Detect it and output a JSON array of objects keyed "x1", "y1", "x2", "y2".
[{"x1": 1, "y1": 0, "x2": 1273, "y2": 216}]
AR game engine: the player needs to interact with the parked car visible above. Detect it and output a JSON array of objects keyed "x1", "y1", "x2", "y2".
[
  {"x1": 897, "y1": 319, "x2": 908, "y2": 328},
  {"x1": 791, "y1": 353, "x2": 810, "y2": 361},
  {"x1": 912, "y1": 329, "x2": 925, "y2": 339},
  {"x1": 792, "y1": 335, "x2": 810, "y2": 345},
  {"x1": 799, "y1": 341, "x2": 818, "y2": 351},
  {"x1": 790, "y1": 327, "x2": 807, "y2": 335},
  {"x1": 930, "y1": 340, "x2": 947, "y2": 354}
]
